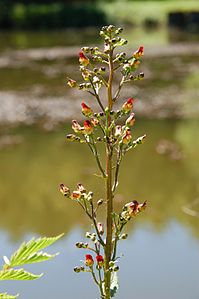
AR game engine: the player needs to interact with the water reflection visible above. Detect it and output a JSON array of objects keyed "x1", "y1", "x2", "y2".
[{"x1": 0, "y1": 119, "x2": 198, "y2": 240}]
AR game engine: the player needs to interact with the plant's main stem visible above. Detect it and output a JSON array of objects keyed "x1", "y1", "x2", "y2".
[{"x1": 104, "y1": 48, "x2": 114, "y2": 299}]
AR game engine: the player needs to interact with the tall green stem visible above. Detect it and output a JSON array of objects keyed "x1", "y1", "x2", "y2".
[{"x1": 104, "y1": 48, "x2": 114, "y2": 299}]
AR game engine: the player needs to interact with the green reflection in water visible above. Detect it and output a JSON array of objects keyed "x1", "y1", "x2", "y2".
[{"x1": 0, "y1": 119, "x2": 198, "y2": 241}]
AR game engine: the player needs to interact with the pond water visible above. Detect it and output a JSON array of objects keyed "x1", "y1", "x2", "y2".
[
  {"x1": 0, "y1": 119, "x2": 199, "y2": 299},
  {"x1": 0, "y1": 27, "x2": 199, "y2": 299}
]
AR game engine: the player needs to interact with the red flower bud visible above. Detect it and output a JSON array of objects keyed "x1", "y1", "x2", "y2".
[
  {"x1": 79, "y1": 51, "x2": 89, "y2": 66},
  {"x1": 126, "y1": 113, "x2": 135, "y2": 126},
  {"x1": 81, "y1": 102, "x2": 93, "y2": 117},
  {"x1": 122, "y1": 98, "x2": 134, "y2": 113},
  {"x1": 83, "y1": 120, "x2": 93, "y2": 134},
  {"x1": 59, "y1": 184, "x2": 70, "y2": 196},
  {"x1": 96, "y1": 255, "x2": 104, "y2": 266},
  {"x1": 133, "y1": 46, "x2": 144, "y2": 59},
  {"x1": 85, "y1": 254, "x2": 94, "y2": 267}
]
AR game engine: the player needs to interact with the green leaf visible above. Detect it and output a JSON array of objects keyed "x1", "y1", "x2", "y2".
[
  {"x1": 0, "y1": 269, "x2": 42, "y2": 280},
  {"x1": 9, "y1": 234, "x2": 63, "y2": 267},
  {"x1": 0, "y1": 293, "x2": 18, "y2": 299},
  {"x1": 110, "y1": 271, "x2": 119, "y2": 298}
]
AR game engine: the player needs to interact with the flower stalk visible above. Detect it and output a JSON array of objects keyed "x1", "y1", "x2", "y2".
[{"x1": 61, "y1": 25, "x2": 147, "y2": 299}]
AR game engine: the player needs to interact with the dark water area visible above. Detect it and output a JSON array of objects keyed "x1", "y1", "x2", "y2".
[{"x1": 0, "y1": 27, "x2": 199, "y2": 299}]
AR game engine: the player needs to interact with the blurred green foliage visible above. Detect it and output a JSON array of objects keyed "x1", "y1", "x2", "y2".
[{"x1": 0, "y1": 2, "x2": 106, "y2": 29}]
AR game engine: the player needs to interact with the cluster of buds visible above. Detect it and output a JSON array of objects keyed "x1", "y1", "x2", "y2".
[
  {"x1": 85, "y1": 232, "x2": 97, "y2": 243},
  {"x1": 76, "y1": 242, "x2": 88, "y2": 249},
  {"x1": 122, "y1": 46, "x2": 144, "y2": 77},
  {"x1": 120, "y1": 200, "x2": 147, "y2": 222},
  {"x1": 59, "y1": 183, "x2": 88, "y2": 200},
  {"x1": 81, "y1": 46, "x2": 99, "y2": 55},
  {"x1": 74, "y1": 266, "x2": 85, "y2": 273},
  {"x1": 71, "y1": 119, "x2": 93, "y2": 135}
]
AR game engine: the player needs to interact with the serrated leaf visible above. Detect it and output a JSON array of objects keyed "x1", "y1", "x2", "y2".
[
  {"x1": 9, "y1": 234, "x2": 63, "y2": 267},
  {"x1": 0, "y1": 293, "x2": 18, "y2": 299},
  {"x1": 22, "y1": 251, "x2": 58, "y2": 265},
  {"x1": 0, "y1": 269, "x2": 42, "y2": 280},
  {"x1": 110, "y1": 271, "x2": 119, "y2": 298}
]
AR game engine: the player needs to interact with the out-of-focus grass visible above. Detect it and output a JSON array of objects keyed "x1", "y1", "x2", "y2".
[{"x1": 101, "y1": 1, "x2": 199, "y2": 26}]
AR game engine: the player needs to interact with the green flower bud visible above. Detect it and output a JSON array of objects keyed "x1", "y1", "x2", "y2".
[
  {"x1": 120, "y1": 233, "x2": 128, "y2": 240},
  {"x1": 74, "y1": 267, "x2": 81, "y2": 273},
  {"x1": 113, "y1": 265, "x2": 119, "y2": 272},
  {"x1": 97, "y1": 199, "x2": 103, "y2": 206},
  {"x1": 76, "y1": 242, "x2": 83, "y2": 248},
  {"x1": 86, "y1": 232, "x2": 92, "y2": 238}
]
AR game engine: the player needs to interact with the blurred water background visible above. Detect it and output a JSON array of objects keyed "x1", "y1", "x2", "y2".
[{"x1": 0, "y1": 0, "x2": 199, "y2": 298}]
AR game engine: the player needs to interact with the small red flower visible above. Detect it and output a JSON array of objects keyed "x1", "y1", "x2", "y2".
[
  {"x1": 59, "y1": 184, "x2": 70, "y2": 196},
  {"x1": 122, "y1": 128, "x2": 132, "y2": 145},
  {"x1": 84, "y1": 120, "x2": 93, "y2": 134},
  {"x1": 133, "y1": 46, "x2": 144, "y2": 59},
  {"x1": 96, "y1": 255, "x2": 104, "y2": 267},
  {"x1": 81, "y1": 102, "x2": 93, "y2": 117},
  {"x1": 79, "y1": 51, "x2": 89, "y2": 66},
  {"x1": 122, "y1": 98, "x2": 134, "y2": 113},
  {"x1": 85, "y1": 254, "x2": 94, "y2": 267}
]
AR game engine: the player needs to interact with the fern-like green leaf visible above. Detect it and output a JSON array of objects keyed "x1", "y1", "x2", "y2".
[
  {"x1": 0, "y1": 269, "x2": 42, "y2": 280},
  {"x1": 9, "y1": 234, "x2": 63, "y2": 267},
  {"x1": 110, "y1": 271, "x2": 119, "y2": 298},
  {"x1": 0, "y1": 293, "x2": 18, "y2": 299}
]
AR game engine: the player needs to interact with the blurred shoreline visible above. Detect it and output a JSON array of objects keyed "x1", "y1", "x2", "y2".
[{"x1": 0, "y1": 43, "x2": 199, "y2": 128}]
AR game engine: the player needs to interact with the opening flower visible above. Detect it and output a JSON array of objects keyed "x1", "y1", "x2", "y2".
[
  {"x1": 77, "y1": 183, "x2": 86, "y2": 194},
  {"x1": 72, "y1": 120, "x2": 82, "y2": 133},
  {"x1": 85, "y1": 254, "x2": 94, "y2": 267},
  {"x1": 59, "y1": 184, "x2": 70, "y2": 196},
  {"x1": 67, "y1": 78, "x2": 77, "y2": 88},
  {"x1": 81, "y1": 102, "x2": 93, "y2": 117},
  {"x1": 122, "y1": 98, "x2": 134, "y2": 113},
  {"x1": 122, "y1": 128, "x2": 132, "y2": 145},
  {"x1": 96, "y1": 255, "x2": 104, "y2": 267},
  {"x1": 70, "y1": 191, "x2": 81, "y2": 200},
  {"x1": 79, "y1": 51, "x2": 89, "y2": 66},
  {"x1": 83, "y1": 120, "x2": 93, "y2": 134}
]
